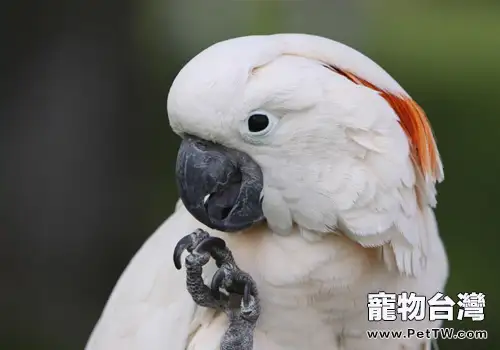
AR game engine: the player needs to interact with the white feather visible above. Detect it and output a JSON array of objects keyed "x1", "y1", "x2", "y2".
[{"x1": 86, "y1": 205, "x2": 203, "y2": 350}]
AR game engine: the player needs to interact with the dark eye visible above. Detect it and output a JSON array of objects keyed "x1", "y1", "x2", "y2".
[{"x1": 248, "y1": 114, "x2": 270, "y2": 133}]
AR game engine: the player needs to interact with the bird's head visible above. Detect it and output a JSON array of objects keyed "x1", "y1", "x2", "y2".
[{"x1": 167, "y1": 34, "x2": 443, "y2": 242}]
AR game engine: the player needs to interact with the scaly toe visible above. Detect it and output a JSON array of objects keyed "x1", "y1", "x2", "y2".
[{"x1": 185, "y1": 251, "x2": 211, "y2": 268}]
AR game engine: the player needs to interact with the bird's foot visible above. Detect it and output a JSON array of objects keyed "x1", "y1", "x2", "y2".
[
  {"x1": 173, "y1": 229, "x2": 260, "y2": 350},
  {"x1": 173, "y1": 229, "x2": 260, "y2": 314}
]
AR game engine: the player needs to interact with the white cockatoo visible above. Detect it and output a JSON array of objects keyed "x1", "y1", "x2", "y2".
[{"x1": 86, "y1": 33, "x2": 448, "y2": 350}]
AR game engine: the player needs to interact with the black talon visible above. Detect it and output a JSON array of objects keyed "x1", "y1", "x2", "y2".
[
  {"x1": 211, "y1": 268, "x2": 226, "y2": 299},
  {"x1": 196, "y1": 236, "x2": 226, "y2": 254},
  {"x1": 243, "y1": 283, "x2": 251, "y2": 305},
  {"x1": 173, "y1": 234, "x2": 198, "y2": 270}
]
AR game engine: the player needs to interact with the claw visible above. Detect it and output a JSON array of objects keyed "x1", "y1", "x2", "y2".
[
  {"x1": 174, "y1": 234, "x2": 226, "y2": 270},
  {"x1": 243, "y1": 283, "x2": 251, "y2": 305},
  {"x1": 211, "y1": 268, "x2": 226, "y2": 299},
  {"x1": 173, "y1": 235, "x2": 195, "y2": 270},
  {"x1": 196, "y1": 236, "x2": 226, "y2": 254}
]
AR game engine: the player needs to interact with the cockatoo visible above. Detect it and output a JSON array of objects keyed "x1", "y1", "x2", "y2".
[{"x1": 86, "y1": 33, "x2": 448, "y2": 350}]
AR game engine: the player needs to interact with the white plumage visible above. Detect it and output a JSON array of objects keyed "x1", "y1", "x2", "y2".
[{"x1": 86, "y1": 34, "x2": 448, "y2": 350}]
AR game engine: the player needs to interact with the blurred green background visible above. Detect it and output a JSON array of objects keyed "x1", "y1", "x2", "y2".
[{"x1": 1, "y1": 0, "x2": 498, "y2": 349}]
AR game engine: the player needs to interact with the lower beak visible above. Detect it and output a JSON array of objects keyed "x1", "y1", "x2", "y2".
[{"x1": 175, "y1": 135, "x2": 265, "y2": 232}]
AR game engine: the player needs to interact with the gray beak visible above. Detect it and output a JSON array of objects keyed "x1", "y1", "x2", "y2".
[{"x1": 175, "y1": 135, "x2": 265, "y2": 232}]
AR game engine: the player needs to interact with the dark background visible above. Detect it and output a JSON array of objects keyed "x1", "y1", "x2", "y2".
[{"x1": 1, "y1": 0, "x2": 498, "y2": 349}]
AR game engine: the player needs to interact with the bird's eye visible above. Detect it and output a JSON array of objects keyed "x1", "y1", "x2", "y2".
[
  {"x1": 247, "y1": 113, "x2": 270, "y2": 133},
  {"x1": 240, "y1": 110, "x2": 279, "y2": 144}
]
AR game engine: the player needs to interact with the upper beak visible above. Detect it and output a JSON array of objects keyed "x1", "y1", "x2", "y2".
[{"x1": 175, "y1": 135, "x2": 265, "y2": 232}]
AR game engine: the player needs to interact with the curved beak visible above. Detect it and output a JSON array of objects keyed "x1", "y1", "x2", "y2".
[{"x1": 175, "y1": 135, "x2": 265, "y2": 232}]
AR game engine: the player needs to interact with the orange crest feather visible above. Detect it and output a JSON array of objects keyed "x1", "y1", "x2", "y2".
[{"x1": 327, "y1": 65, "x2": 442, "y2": 183}]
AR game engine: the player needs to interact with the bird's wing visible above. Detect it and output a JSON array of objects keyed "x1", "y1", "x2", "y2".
[
  {"x1": 339, "y1": 108, "x2": 440, "y2": 278},
  {"x1": 85, "y1": 200, "x2": 207, "y2": 350}
]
